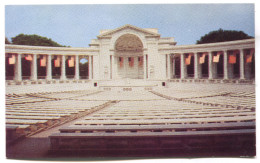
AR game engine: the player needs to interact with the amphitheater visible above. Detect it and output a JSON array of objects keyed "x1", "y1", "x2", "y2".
[{"x1": 5, "y1": 25, "x2": 255, "y2": 158}]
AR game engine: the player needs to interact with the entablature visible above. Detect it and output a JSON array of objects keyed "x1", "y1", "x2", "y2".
[
  {"x1": 5, "y1": 44, "x2": 99, "y2": 56},
  {"x1": 159, "y1": 39, "x2": 255, "y2": 54}
]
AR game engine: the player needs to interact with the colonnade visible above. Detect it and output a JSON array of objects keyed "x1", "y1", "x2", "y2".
[
  {"x1": 166, "y1": 48, "x2": 254, "y2": 80},
  {"x1": 6, "y1": 53, "x2": 93, "y2": 82},
  {"x1": 5, "y1": 39, "x2": 255, "y2": 83}
]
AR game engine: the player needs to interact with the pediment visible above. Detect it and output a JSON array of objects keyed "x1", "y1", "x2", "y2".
[{"x1": 97, "y1": 24, "x2": 160, "y2": 38}]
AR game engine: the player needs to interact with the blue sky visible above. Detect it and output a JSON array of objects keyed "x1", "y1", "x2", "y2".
[{"x1": 5, "y1": 4, "x2": 254, "y2": 47}]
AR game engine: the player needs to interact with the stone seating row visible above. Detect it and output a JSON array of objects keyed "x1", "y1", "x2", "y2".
[
  {"x1": 69, "y1": 90, "x2": 164, "y2": 101},
  {"x1": 6, "y1": 79, "x2": 90, "y2": 86},
  {"x1": 6, "y1": 109, "x2": 82, "y2": 114},
  {"x1": 6, "y1": 89, "x2": 102, "y2": 105},
  {"x1": 101, "y1": 104, "x2": 251, "y2": 111},
  {"x1": 6, "y1": 102, "x2": 108, "y2": 134},
  {"x1": 94, "y1": 109, "x2": 253, "y2": 117},
  {"x1": 187, "y1": 96, "x2": 255, "y2": 109},
  {"x1": 67, "y1": 97, "x2": 254, "y2": 126},
  {"x1": 5, "y1": 95, "x2": 50, "y2": 104},
  {"x1": 169, "y1": 78, "x2": 254, "y2": 85},
  {"x1": 74, "y1": 116, "x2": 255, "y2": 126},
  {"x1": 155, "y1": 83, "x2": 255, "y2": 99},
  {"x1": 229, "y1": 92, "x2": 255, "y2": 98},
  {"x1": 82, "y1": 112, "x2": 255, "y2": 120},
  {"x1": 6, "y1": 95, "x2": 112, "y2": 144},
  {"x1": 76, "y1": 98, "x2": 255, "y2": 124},
  {"x1": 59, "y1": 121, "x2": 255, "y2": 133},
  {"x1": 153, "y1": 88, "x2": 229, "y2": 99},
  {"x1": 28, "y1": 90, "x2": 101, "y2": 99},
  {"x1": 151, "y1": 90, "x2": 255, "y2": 109},
  {"x1": 6, "y1": 111, "x2": 71, "y2": 117},
  {"x1": 49, "y1": 122, "x2": 255, "y2": 156},
  {"x1": 7, "y1": 100, "x2": 106, "y2": 109},
  {"x1": 48, "y1": 93, "x2": 256, "y2": 156},
  {"x1": 100, "y1": 101, "x2": 253, "y2": 114}
]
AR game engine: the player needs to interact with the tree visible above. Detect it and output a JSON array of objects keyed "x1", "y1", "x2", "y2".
[
  {"x1": 196, "y1": 29, "x2": 253, "y2": 44},
  {"x1": 5, "y1": 37, "x2": 11, "y2": 44},
  {"x1": 11, "y1": 33, "x2": 67, "y2": 47}
]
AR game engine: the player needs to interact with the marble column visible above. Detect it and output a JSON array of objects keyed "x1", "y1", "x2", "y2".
[
  {"x1": 212, "y1": 56, "x2": 217, "y2": 79},
  {"x1": 181, "y1": 53, "x2": 187, "y2": 79},
  {"x1": 74, "y1": 55, "x2": 79, "y2": 80},
  {"x1": 114, "y1": 56, "x2": 119, "y2": 79},
  {"x1": 223, "y1": 50, "x2": 228, "y2": 79},
  {"x1": 143, "y1": 55, "x2": 147, "y2": 79},
  {"x1": 172, "y1": 56, "x2": 175, "y2": 78},
  {"x1": 14, "y1": 53, "x2": 22, "y2": 81},
  {"x1": 194, "y1": 52, "x2": 201, "y2": 79},
  {"x1": 227, "y1": 53, "x2": 234, "y2": 79},
  {"x1": 60, "y1": 55, "x2": 66, "y2": 80},
  {"x1": 208, "y1": 52, "x2": 213, "y2": 79},
  {"x1": 167, "y1": 54, "x2": 171, "y2": 79},
  {"x1": 244, "y1": 60, "x2": 251, "y2": 79},
  {"x1": 111, "y1": 55, "x2": 115, "y2": 79},
  {"x1": 46, "y1": 54, "x2": 52, "y2": 80},
  {"x1": 89, "y1": 55, "x2": 93, "y2": 79},
  {"x1": 239, "y1": 49, "x2": 245, "y2": 80},
  {"x1": 30, "y1": 54, "x2": 37, "y2": 81}
]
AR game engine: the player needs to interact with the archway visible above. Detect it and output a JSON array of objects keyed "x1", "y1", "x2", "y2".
[
  {"x1": 79, "y1": 57, "x2": 89, "y2": 79},
  {"x1": 114, "y1": 34, "x2": 144, "y2": 79}
]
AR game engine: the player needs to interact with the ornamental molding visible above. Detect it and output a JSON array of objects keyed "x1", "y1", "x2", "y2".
[
  {"x1": 97, "y1": 24, "x2": 160, "y2": 39},
  {"x1": 5, "y1": 44, "x2": 99, "y2": 55},
  {"x1": 159, "y1": 39, "x2": 255, "y2": 54}
]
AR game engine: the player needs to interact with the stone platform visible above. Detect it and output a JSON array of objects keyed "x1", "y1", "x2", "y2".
[{"x1": 98, "y1": 79, "x2": 161, "y2": 91}]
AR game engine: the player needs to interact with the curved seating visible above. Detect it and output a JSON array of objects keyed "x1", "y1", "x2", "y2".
[
  {"x1": 5, "y1": 90, "x2": 110, "y2": 143},
  {"x1": 6, "y1": 83, "x2": 256, "y2": 156},
  {"x1": 49, "y1": 89, "x2": 256, "y2": 156}
]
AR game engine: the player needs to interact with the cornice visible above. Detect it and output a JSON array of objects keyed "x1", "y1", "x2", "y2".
[
  {"x1": 159, "y1": 39, "x2": 255, "y2": 53},
  {"x1": 97, "y1": 24, "x2": 160, "y2": 38},
  {"x1": 5, "y1": 44, "x2": 99, "y2": 55}
]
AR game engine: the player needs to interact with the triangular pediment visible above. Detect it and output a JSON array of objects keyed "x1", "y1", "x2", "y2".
[{"x1": 97, "y1": 24, "x2": 160, "y2": 38}]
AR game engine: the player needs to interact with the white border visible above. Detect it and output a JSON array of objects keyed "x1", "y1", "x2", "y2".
[{"x1": 1, "y1": 1, "x2": 259, "y2": 163}]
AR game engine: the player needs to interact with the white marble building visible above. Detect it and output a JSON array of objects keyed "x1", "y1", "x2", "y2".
[{"x1": 5, "y1": 24, "x2": 255, "y2": 87}]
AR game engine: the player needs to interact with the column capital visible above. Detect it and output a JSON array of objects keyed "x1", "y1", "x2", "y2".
[
  {"x1": 223, "y1": 50, "x2": 229, "y2": 53},
  {"x1": 238, "y1": 48, "x2": 244, "y2": 52},
  {"x1": 198, "y1": 51, "x2": 210, "y2": 55},
  {"x1": 30, "y1": 53, "x2": 38, "y2": 55}
]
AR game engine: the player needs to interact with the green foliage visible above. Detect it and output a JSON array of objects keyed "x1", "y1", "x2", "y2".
[
  {"x1": 196, "y1": 29, "x2": 253, "y2": 44},
  {"x1": 11, "y1": 33, "x2": 67, "y2": 47},
  {"x1": 5, "y1": 37, "x2": 11, "y2": 44}
]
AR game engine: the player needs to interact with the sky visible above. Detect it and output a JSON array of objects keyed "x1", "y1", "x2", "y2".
[{"x1": 5, "y1": 4, "x2": 255, "y2": 47}]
